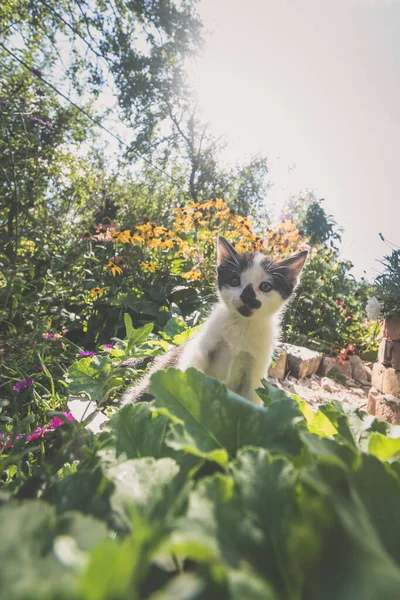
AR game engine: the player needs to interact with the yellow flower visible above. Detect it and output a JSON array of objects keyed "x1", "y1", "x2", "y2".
[
  {"x1": 105, "y1": 261, "x2": 123, "y2": 276},
  {"x1": 113, "y1": 230, "x2": 132, "y2": 244},
  {"x1": 87, "y1": 286, "x2": 109, "y2": 299},
  {"x1": 214, "y1": 198, "x2": 227, "y2": 210},
  {"x1": 181, "y1": 269, "x2": 202, "y2": 281},
  {"x1": 140, "y1": 262, "x2": 159, "y2": 272},
  {"x1": 153, "y1": 226, "x2": 168, "y2": 237}
]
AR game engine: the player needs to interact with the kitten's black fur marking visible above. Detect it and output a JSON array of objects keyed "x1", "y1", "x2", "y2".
[{"x1": 217, "y1": 243, "x2": 308, "y2": 301}]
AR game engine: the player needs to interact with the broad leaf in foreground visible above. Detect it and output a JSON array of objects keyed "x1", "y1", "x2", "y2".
[
  {"x1": 105, "y1": 403, "x2": 169, "y2": 459},
  {"x1": 151, "y1": 368, "x2": 304, "y2": 466}
]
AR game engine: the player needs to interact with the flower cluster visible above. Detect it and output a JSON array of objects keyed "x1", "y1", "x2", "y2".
[
  {"x1": 42, "y1": 333, "x2": 62, "y2": 340},
  {"x1": 0, "y1": 413, "x2": 75, "y2": 449}
]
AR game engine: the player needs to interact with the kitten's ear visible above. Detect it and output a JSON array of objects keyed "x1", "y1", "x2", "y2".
[
  {"x1": 276, "y1": 250, "x2": 308, "y2": 283},
  {"x1": 217, "y1": 235, "x2": 238, "y2": 266}
]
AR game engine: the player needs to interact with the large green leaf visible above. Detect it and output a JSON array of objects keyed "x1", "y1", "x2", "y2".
[
  {"x1": 151, "y1": 368, "x2": 304, "y2": 466},
  {"x1": 353, "y1": 454, "x2": 400, "y2": 565},
  {"x1": 105, "y1": 403, "x2": 169, "y2": 459},
  {"x1": 0, "y1": 500, "x2": 108, "y2": 600}
]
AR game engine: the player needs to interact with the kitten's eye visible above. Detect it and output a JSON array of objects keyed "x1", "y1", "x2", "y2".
[
  {"x1": 260, "y1": 281, "x2": 272, "y2": 293},
  {"x1": 228, "y1": 276, "x2": 240, "y2": 287}
]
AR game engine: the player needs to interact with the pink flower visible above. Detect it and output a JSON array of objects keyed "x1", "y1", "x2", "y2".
[
  {"x1": 31, "y1": 116, "x2": 53, "y2": 130},
  {"x1": 50, "y1": 412, "x2": 75, "y2": 428},
  {"x1": 28, "y1": 412, "x2": 75, "y2": 441},
  {"x1": 27, "y1": 427, "x2": 49, "y2": 441},
  {"x1": 102, "y1": 343, "x2": 114, "y2": 349},
  {"x1": 13, "y1": 377, "x2": 34, "y2": 392},
  {"x1": 79, "y1": 350, "x2": 96, "y2": 357},
  {"x1": 42, "y1": 333, "x2": 62, "y2": 340}
]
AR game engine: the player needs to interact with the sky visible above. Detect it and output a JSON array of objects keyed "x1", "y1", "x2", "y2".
[{"x1": 189, "y1": 0, "x2": 400, "y2": 279}]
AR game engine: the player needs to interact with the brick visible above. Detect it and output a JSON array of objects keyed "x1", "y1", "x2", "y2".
[
  {"x1": 268, "y1": 349, "x2": 287, "y2": 381},
  {"x1": 281, "y1": 344, "x2": 322, "y2": 379},
  {"x1": 378, "y1": 339, "x2": 400, "y2": 370},
  {"x1": 383, "y1": 368, "x2": 400, "y2": 397},
  {"x1": 381, "y1": 315, "x2": 400, "y2": 341},
  {"x1": 367, "y1": 387, "x2": 400, "y2": 425}
]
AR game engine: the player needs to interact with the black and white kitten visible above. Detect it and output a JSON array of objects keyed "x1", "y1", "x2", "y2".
[{"x1": 122, "y1": 235, "x2": 307, "y2": 406}]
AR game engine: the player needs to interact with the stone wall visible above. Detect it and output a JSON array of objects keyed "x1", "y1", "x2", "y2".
[{"x1": 368, "y1": 314, "x2": 400, "y2": 424}]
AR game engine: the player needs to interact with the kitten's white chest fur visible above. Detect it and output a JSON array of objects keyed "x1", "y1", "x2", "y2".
[{"x1": 178, "y1": 301, "x2": 279, "y2": 406}]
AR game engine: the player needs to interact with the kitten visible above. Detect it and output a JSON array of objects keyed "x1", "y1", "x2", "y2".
[{"x1": 121, "y1": 235, "x2": 307, "y2": 406}]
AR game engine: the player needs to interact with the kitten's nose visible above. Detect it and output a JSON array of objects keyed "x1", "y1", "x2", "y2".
[{"x1": 240, "y1": 284, "x2": 261, "y2": 309}]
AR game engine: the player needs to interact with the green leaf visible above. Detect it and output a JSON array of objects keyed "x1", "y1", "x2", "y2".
[
  {"x1": 124, "y1": 312, "x2": 135, "y2": 340},
  {"x1": 151, "y1": 368, "x2": 304, "y2": 466},
  {"x1": 106, "y1": 456, "x2": 193, "y2": 526},
  {"x1": 105, "y1": 403, "x2": 169, "y2": 459},
  {"x1": 256, "y1": 378, "x2": 291, "y2": 407},
  {"x1": 296, "y1": 396, "x2": 337, "y2": 438},
  {"x1": 0, "y1": 500, "x2": 108, "y2": 600},
  {"x1": 353, "y1": 454, "x2": 400, "y2": 566},
  {"x1": 65, "y1": 355, "x2": 123, "y2": 404},
  {"x1": 368, "y1": 432, "x2": 400, "y2": 461}
]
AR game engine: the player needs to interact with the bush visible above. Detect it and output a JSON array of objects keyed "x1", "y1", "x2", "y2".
[
  {"x1": 284, "y1": 245, "x2": 378, "y2": 356},
  {"x1": 375, "y1": 249, "x2": 400, "y2": 317}
]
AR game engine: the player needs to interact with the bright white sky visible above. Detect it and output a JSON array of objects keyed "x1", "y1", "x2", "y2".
[{"x1": 189, "y1": 0, "x2": 400, "y2": 280}]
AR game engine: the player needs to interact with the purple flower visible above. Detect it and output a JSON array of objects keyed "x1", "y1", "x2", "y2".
[
  {"x1": 13, "y1": 377, "x2": 34, "y2": 392},
  {"x1": 102, "y1": 343, "x2": 114, "y2": 349},
  {"x1": 79, "y1": 350, "x2": 96, "y2": 357},
  {"x1": 34, "y1": 364, "x2": 43, "y2": 372}
]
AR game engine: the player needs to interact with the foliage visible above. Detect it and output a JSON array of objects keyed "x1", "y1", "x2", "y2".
[
  {"x1": 282, "y1": 192, "x2": 342, "y2": 248},
  {"x1": 284, "y1": 244, "x2": 378, "y2": 355},
  {"x1": 374, "y1": 249, "x2": 400, "y2": 316},
  {"x1": 2, "y1": 316, "x2": 400, "y2": 598}
]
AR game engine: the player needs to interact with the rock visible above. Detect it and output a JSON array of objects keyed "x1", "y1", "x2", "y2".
[
  {"x1": 281, "y1": 344, "x2": 322, "y2": 379},
  {"x1": 381, "y1": 315, "x2": 400, "y2": 341},
  {"x1": 378, "y1": 339, "x2": 400, "y2": 370},
  {"x1": 321, "y1": 377, "x2": 340, "y2": 394},
  {"x1": 371, "y1": 363, "x2": 400, "y2": 397},
  {"x1": 268, "y1": 349, "x2": 287, "y2": 381},
  {"x1": 351, "y1": 387, "x2": 366, "y2": 397},
  {"x1": 371, "y1": 363, "x2": 385, "y2": 392},
  {"x1": 367, "y1": 387, "x2": 400, "y2": 424},
  {"x1": 318, "y1": 356, "x2": 352, "y2": 379},
  {"x1": 350, "y1": 355, "x2": 371, "y2": 384}
]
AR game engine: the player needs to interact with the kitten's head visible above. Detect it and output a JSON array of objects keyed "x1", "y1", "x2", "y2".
[{"x1": 217, "y1": 235, "x2": 307, "y2": 318}]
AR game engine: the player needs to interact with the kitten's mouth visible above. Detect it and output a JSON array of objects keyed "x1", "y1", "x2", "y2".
[{"x1": 237, "y1": 305, "x2": 253, "y2": 317}]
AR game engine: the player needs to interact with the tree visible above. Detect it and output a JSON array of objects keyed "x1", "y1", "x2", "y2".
[{"x1": 282, "y1": 192, "x2": 342, "y2": 248}]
